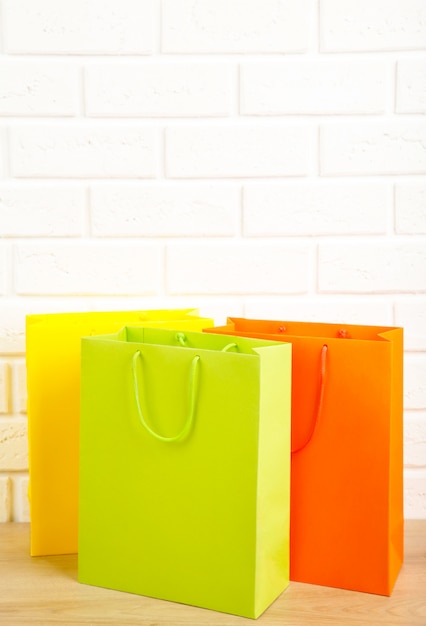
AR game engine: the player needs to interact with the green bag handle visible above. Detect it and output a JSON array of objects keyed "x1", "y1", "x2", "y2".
[
  {"x1": 222, "y1": 342, "x2": 238, "y2": 352},
  {"x1": 132, "y1": 350, "x2": 200, "y2": 443},
  {"x1": 175, "y1": 332, "x2": 237, "y2": 353}
]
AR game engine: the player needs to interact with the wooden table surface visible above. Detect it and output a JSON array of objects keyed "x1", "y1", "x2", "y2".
[{"x1": 0, "y1": 521, "x2": 425, "y2": 626}]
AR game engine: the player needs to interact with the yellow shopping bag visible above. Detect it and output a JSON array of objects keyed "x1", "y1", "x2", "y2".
[{"x1": 26, "y1": 309, "x2": 214, "y2": 556}]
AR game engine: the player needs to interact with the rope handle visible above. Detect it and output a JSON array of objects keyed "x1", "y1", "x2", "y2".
[
  {"x1": 222, "y1": 342, "x2": 238, "y2": 352},
  {"x1": 132, "y1": 350, "x2": 200, "y2": 443},
  {"x1": 175, "y1": 332, "x2": 238, "y2": 353},
  {"x1": 291, "y1": 344, "x2": 328, "y2": 454}
]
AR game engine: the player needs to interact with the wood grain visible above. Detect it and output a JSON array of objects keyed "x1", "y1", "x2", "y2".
[{"x1": 1, "y1": 521, "x2": 425, "y2": 625}]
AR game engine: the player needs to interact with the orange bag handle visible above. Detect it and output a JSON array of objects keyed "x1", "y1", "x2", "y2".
[{"x1": 291, "y1": 344, "x2": 328, "y2": 454}]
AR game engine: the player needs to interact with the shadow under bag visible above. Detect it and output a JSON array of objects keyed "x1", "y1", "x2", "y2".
[
  {"x1": 205, "y1": 318, "x2": 404, "y2": 596},
  {"x1": 78, "y1": 327, "x2": 292, "y2": 619}
]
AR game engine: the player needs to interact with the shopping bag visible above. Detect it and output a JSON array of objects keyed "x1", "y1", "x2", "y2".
[
  {"x1": 26, "y1": 308, "x2": 214, "y2": 556},
  {"x1": 205, "y1": 318, "x2": 403, "y2": 596},
  {"x1": 78, "y1": 327, "x2": 292, "y2": 618}
]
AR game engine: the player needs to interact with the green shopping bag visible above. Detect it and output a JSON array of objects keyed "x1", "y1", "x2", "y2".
[{"x1": 78, "y1": 327, "x2": 291, "y2": 619}]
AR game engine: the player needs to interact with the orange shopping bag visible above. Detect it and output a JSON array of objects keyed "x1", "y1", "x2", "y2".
[{"x1": 205, "y1": 318, "x2": 403, "y2": 595}]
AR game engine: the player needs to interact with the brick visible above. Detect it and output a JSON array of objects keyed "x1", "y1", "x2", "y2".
[
  {"x1": 15, "y1": 363, "x2": 27, "y2": 414},
  {"x1": 0, "y1": 185, "x2": 85, "y2": 236},
  {"x1": 3, "y1": 0, "x2": 155, "y2": 55},
  {"x1": 18, "y1": 476, "x2": 30, "y2": 522},
  {"x1": 318, "y1": 242, "x2": 426, "y2": 293},
  {"x1": 0, "y1": 303, "x2": 26, "y2": 355},
  {"x1": 0, "y1": 245, "x2": 7, "y2": 295},
  {"x1": 10, "y1": 126, "x2": 159, "y2": 179},
  {"x1": 241, "y1": 60, "x2": 386, "y2": 115},
  {"x1": 404, "y1": 469, "x2": 426, "y2": 518},
  {"x1": 162, "y1": 0, "x2": 313, "y2": 53},
  {"x1": 188, "y1": 298, "x2": 244, "y2": 325},
  {"x1": 166, "y1": 126, "x2": 311, "y2": 178},
  {"x1": 321, "y1": 0, "x2": 426, "y2": 52},
  {"x1": 405, "y1": 354, "x2": 426, "y2": 410},
  {"x1": 167, "y1": 243, "x2": 309, "y2": 295},
  {"x1": 0, "y1": 477, "x2": 12, "y2": 522},
  {"x1": 86, "y1": 63, "x2": 233, "y2": 118},
  {"x1": 243, "y1": 297, "x2": 393, "y2": 327},
  {"x1": 394, "y1": 298, "x2": 426, "y2": 351},
  {"x1": 0, "y1": 62, "x2": 79, "y2": 116},
  {"x1": 243, "y1": 182, "x2": 389, "y2": 236},
  {"x1": 14, "y1": 243, "x2": 162, "y2": 296},
  {"x1": 0, "y1": 129, "x2": 5, "y2": 178},
  {"x1": 397, "y1": 59, "x2": 426, "y2": 113},
  {"x1": 0, "y1": 364, "x2": 11, "y2": 414},
  {"x1": 0, "y1": 303, "x2": 32, "y2": 356},
  {"x1": 405, "y1": 413, "x2": 426, "y2": 468},
  {"x1": 79, "y1": 295, "x2": 244, "y2": 327},
  {"x1": 321, "y1": 123, "x2": 426, "y2": 176},
  {"x1": 395, "y1": 183, "x2": 426, "y2": 234},
  {"x1": 0, "y1": 419, "x2": 28, "y2": 471},
  {"x1": 91, "y1": 184, "x2": 239, "y2": 237}
]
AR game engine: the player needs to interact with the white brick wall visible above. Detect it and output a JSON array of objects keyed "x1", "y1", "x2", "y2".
[
  {"x1": 162, "y1": 0, "x2": 314, "y2": 54},
  {"x1": 240, "y1": 60, "x2": 387, "y2": 115},
  {"x1": 0, "y1": 364, "x2": 11, "y2": 413},
  {"x1": 165, "y1": 125, "x2": 313, "y2": 178},
  {"x1": 396, "y1": 59, "x2": 426, "y2": 114},
  {"x1": 10, "y1": 126, "x2": 160, "y2": 178},
  {"x1": 0, "y1": 419, "x2": 28, "y2": 471},
  {"x1": 0, "y1": 62, "x2": 79, "y2": 116},
  {"x1": 167, "y1": 243, "x2": 310, "y2": 294},
  {"x1": 85, "y1": 63, "x2": 234, "y2": 118},
  {"x1": 0, "y1": 476, "x2": 12, "y2": 522},
  {"x1": 90, "y1": 184, "x2": 239, "y2": 237},
  {"x1": 320, "y1": 123, "x2": 426, "y2": 176},
  {"x1": 3, "y1": 0, "x2": 156, "y2": 55},
  {"x1": 318, "y1": 242, "x2": 426, "y2": 293},
  {"x1": 0, "y1": 129, "x2": 7, "y2": 177},
  {"x1": 0, "y1": 184, "x2": 85, "y2": 236},
  {"x1": 395, "y1": 183, "x2": 426, "y2": 233},
  {"x1": 243, "y1": 182, "x2": 390, "y2": 236},
  {"x1": 0, "y1": 0, "x2": 425, "y2": 521},
  {"x1": 321, "y1": 0, "x2": 426, "y2": 52},
  {"x1": 0, "y1": 246, "x2": 7, "y2": 295},
  {"x1": 15, "y1": 243, "x2": 162, "y2": 295}
]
